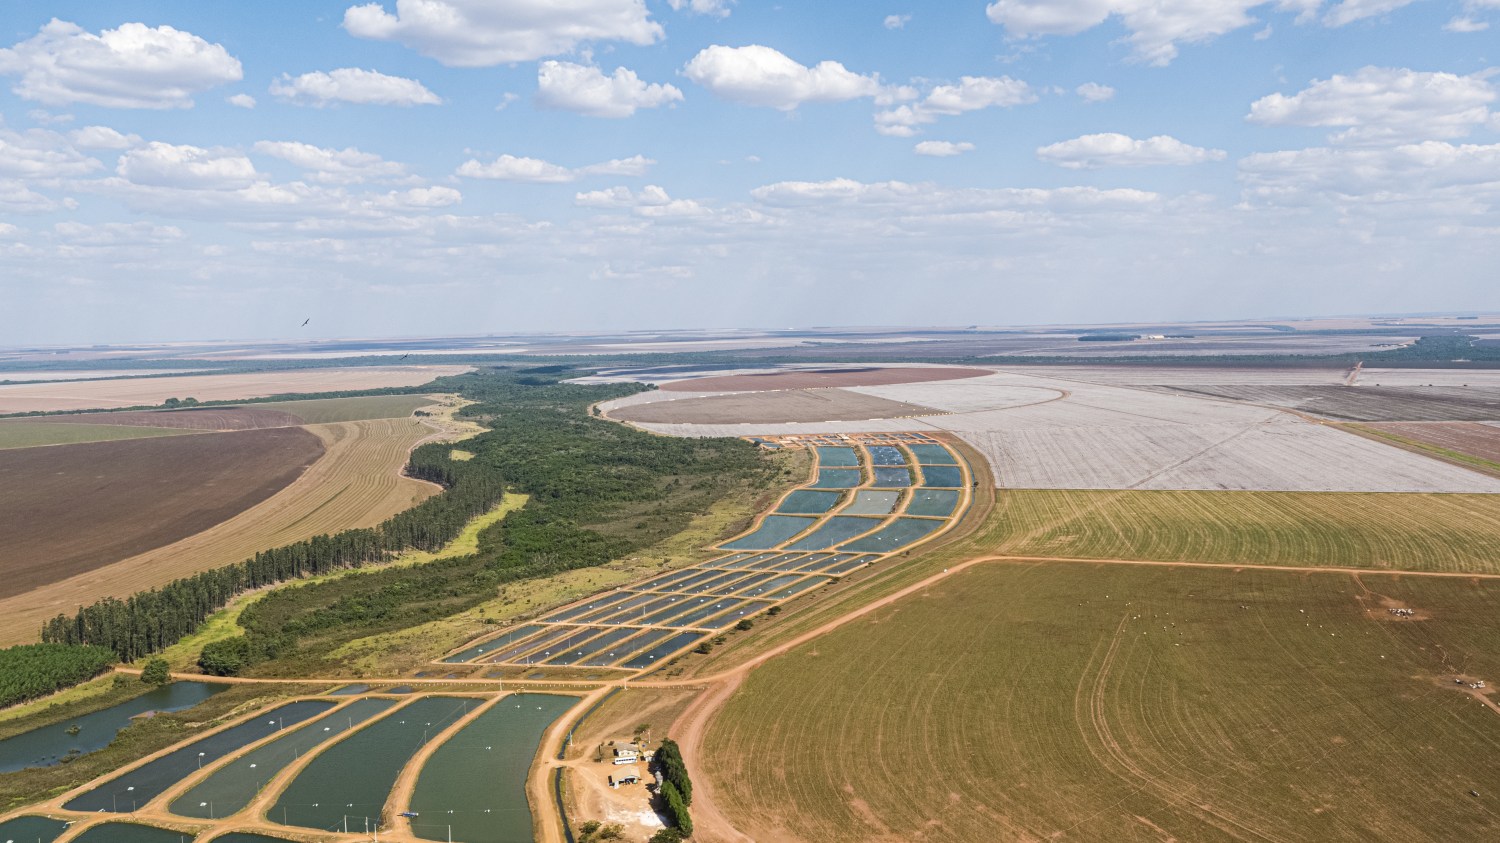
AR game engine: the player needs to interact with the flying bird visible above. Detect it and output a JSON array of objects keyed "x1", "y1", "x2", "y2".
[
  {"x1": 301, "y1": 318, "x2": 310, "y2": 327},
  {"x1": 398, "y1": 353, "x2": 410, "y2": 361}
]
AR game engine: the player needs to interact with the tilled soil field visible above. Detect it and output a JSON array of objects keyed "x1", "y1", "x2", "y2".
[
  {"x1": 611, "y1": 388, "x2": 940, "y2": 425},
  {"x1": 0, "y1": 427, "x2": 324, "y2": 599}
]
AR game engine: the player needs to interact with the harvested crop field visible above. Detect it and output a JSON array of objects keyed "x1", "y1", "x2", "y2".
[
  {"x1": 1158, "y1": 384, "x2": 1500, "y2": 422},
  {"x1": 0, "y1": 420, "x2": 196, "y2": 449},
  {"x1": 0, "y1": 417, "x2": 439, "y2": 645},
  {"x1": 1353, "y1": 422, "x2": 1500, "y2": 471},
  {"x1": 0, "y1": 365, "x2": 468, "y2": 413},
  {"x1": 990, "y1": 489, "x2": 1500, "y2": 573},
  {"x1": 658, "y1": 366, "x2": 988, "y2": 392},
  {"x1": 610, "y1": 389, "x2": 938, "y2": 425},
  {"x1": 30, "y1": 395, "x2": 438, "y2": 431},
  {"x1": 704, "y1": 561, "x2": 1500, "y2": 842},
  {"x1": 0, "y1": 428, "x2": 324, "y2": 599}
]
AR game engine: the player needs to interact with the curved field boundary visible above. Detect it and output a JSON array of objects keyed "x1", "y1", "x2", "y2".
[{"x1": 0, "y1": 418, "x2": 440, "y2": 646}]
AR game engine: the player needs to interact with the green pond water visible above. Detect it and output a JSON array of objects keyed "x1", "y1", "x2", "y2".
[
  {"x1": 786, "y1": 516, "x2": 882, "y2": 551},
  {"x1": 407, "y1": 694, "x2": 577, "y2": 843},
  {"x1": 0, "y1": 815, "x2": 68, "y2": 843},
  {"x1": 171, "y1": 698, "x2": 397, "y2": 819},
  {"x1": 270, "y1": 696, "x2": 476, "y2": 833},
  {"x1": 0, "y1": 682, "x2": 226, "y2": 774},
  {"x1": 65, "y1": 700, "x2": 336, "y2": 813},
  {"x1": 775, "y1": 489, "x2": 843, "y2": 514},
  {"x1": 838, "y1": 518, "x2": 944, "y2": 553},
  {"x1": 919, "y1": 465, "x2": 964, "y2": 487},
  {"x1": 906, "y1": 489, "x2": 960, "y2": 517},
  {"x1": 810, "y1": 469, "x2": 861, "y2": 489}
]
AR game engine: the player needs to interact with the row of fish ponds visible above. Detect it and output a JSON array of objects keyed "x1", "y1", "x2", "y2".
[{"x1": 1, "y1": 691, "x2": 576, "y2": 843}]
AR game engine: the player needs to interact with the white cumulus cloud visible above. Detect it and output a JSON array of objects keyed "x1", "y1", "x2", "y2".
[
  {"x1": 914, "y1": 140, "x2": 976, "y2": 157},
  {"x1": 1247, "y1": 66, "x2": 1496, "y2": 144},
  {"x1": 253, "y1": 141, "x2": 410, "y2": 184},
  {"x1": 1322, "y1": 0, "x2": 1419, "y2": 27},
  {"x1": 683, "y1": 45, "x2": 881, "y2": 110},
  {"x1": 456, "y1": 153, "x2": 653, "y2": 182},
  {"x1": 227, "y1": 93, "x2": 257, "y2": 108},
  {"x1": 270, "y1": 68, "x2": 441, "y2": 107},
  {"x1": 1239, "y1": 141, "x2": 1500, "y2": 210},
  {"x1": 1037, "y1": 133, "x2": 1227, "y2": 168},
  {"x1": 0, "y1": 128, "x2": 102, "y2": 178},
  {"x1": 536, "y1": 61, "x2": 682, "y2": 118},
  {"x1": 575, "y1": 184, "x2": 705, "y2": 216},
  {"x1": 885, "y1": 14, "x2": 912, "y2": 29},
  {"x1": 342, "y1": 0, "x2": 663, "y2": 66},
  {"x1": 875, "y1": 75, "x2": 1035, "y2": 136},
  {"x1": 985, "y1": 0, "x2": 1320, "y2": 66},
  {"x1": 1076, "y1": 82, "x2": 1116, "y2": 102},
  {"x1": 0, "y1": 19, "x2": 242, "y2": 109},
  {"x1": 117, "y1": 142, "x2": 259, "y2": 189},
  {"x1": 668, "y1": 0, "x2": 735, "y2": 17},
  {"x1": 68, "y1": 125, "x2": 140, "y2": 150}
]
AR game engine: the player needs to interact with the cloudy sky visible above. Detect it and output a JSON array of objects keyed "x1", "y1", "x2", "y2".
[{"x1": 2, "y1": 1, "x2": 1498, "y2": 344}]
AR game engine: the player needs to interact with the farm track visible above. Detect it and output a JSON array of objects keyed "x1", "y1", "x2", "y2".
[{"x1": 0, "y1": 417, "x2": 439, "y2": 646}]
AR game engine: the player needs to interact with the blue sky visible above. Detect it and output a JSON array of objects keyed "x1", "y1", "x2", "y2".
[{"x1": 1, "y1": 1, "x2": 1497, "y2": 344}]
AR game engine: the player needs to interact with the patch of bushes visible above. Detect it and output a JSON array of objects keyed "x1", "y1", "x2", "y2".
[{"x1": 0, "y1": 643, "x2": 117, "y2": 709}]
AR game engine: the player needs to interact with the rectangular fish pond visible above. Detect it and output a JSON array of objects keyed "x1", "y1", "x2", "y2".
[
  {"x1": 775, "y1": 489, "x2": 844, "y2": 514},
  {"x1": 810, "y1": 469, "x2": 862, "y2": 489},
  {"x1": 270, "y1": 697, "x2": 478, "y2": 832},
  {"x1": 871, "y1": 467, "x2": 912, "y2": 488},
  {"x1": 406, "y1": 694, "x2": 577, "y2": 843},
  {"x1": 64, "y1": 699, "x2": 336, "y2": 813},
  {"x1": 814, "y1": 446, "x2": 859, "y2": 467},
  {"x1": 170, "y1": 698, "x2": 397, "y2": 819},
  {"x1": 908, "y1": 443, "x2": 956, "y2": 464},
  {"x1": 719, "y1": 515, "x2": 816, "y2": 550},
  {"x1": 0, "y1": 815, "x2": 69, "y2": 842},
  {"x1": 905, "y1": 489, "x2": 960, "y2": 517},
  {"x1": 841, "y1": 490, "x2": 900, "y2": 516},
  {"x1": 919, "y1": 465, "x2": 964, "y2": 488},
  {"x1": 70, "y1": 823, "x2": 196, "y2": 843},
  {"x1": 619, "y1": 632, "x2": 705, "y2": 670},
  {"x1": 837, "y1": 518, "x2": 945, "y2": 553},
  {"x1": 442, "y1": 626, "x2": 545, "y2": 664},
  {"x1": 0, "y1": 682, "x2": 227, "y2": 774},
  {"x1": 866, "y1": 445, "x2": 906, "y2": 466},
  {"x1": 786, "y1": 516, "x2": 883, "y2": 551}
]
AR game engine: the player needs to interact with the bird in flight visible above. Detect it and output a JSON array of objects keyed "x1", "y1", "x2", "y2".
[
  {"x1": 398, "y1": 353, "x2": 410, "y2": 361},
  {"x1": 301, "y1": 318, "x2": 310, "y2": 327}
]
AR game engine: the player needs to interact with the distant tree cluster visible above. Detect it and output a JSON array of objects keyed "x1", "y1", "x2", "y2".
[{"x1": 0, "y1": 643, "x2": 117, "y2": 708}]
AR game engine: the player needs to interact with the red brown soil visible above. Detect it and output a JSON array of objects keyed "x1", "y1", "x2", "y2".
[
  {"x1": 1363, "y1": 421, "x2": 1500, "y2": 464},
  {"x1": 659, "y1": 366, "x2": 989, "y2": 392},
  {"x1": 0, "y1": 427, "x2": 324, "y2": 599},
  {"x1": 31, "y1": 406, "x2": 306, "y2": 430}
]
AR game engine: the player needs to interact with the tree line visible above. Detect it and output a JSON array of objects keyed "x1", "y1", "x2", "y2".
[
  {"x1": 656, "y1": 737, "x2": 694, "y2": 836},
  {"x1": 0, "y1": 643, "x2": 118, "y2": 708}
]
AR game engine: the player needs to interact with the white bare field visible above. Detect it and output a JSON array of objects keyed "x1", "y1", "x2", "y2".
[{"x1": 624, "y1": 369, "x2": 1500, "y2": 493}]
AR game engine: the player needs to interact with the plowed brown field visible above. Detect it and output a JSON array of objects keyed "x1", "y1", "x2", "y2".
[
  {"x1": 0, "y1": 428, "x2": 324, "y2": 599},
  {"x1": 0, "y1": 418, "x2": 440, "y2": 645}
]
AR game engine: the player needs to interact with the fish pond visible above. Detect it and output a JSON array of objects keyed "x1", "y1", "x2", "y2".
[
  {"x1": 70, "y1": 823, "x2": 194, "y2": 843},
  {"x1": 0, "y1": 815, "x2": 69, "y2": 843},
  {"x1": 170, "y1": 698, "x2": 397, "y2": 819},
  {"x1": 0, "y1": 682, "x2": 226, "y2": 774},
  {"x1": 407, "y1": 694, "x2": 577, "y2": 843},
  {"x1": 720, "y1": 515, "x2": 815, "y2": 550},
  {"x1": 271, "y1": 696, "x2": 476, "y2": 832},
  {"x1": 65, "y1": 699, "x2": 335, "y2": 813}
]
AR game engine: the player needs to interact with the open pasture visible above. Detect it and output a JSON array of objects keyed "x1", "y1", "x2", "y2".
[
  {"x1": 0, "y1": 365, "x2": 467, "y2": 414},
  {"x1": 34, "y1": 406, "x2": 307, "y2": 431},
  {"x1": 610, "y1": 388, "x2": 938, "y2": 425},
  {"x1": 991, "y1": 489, "x2": 1500, "y2": 574},
  {"x1": 0, "y1": 420, "x2": 196, "y2": 449},
  {"x1": 0, "y1": 428, "x2": 323, "y2": 601},
  {"x1": 0, "y1": 417, "x2": 439, "y2": 645},
  {"x1": 704, "y1": 561, "x2": 1500, "y2": 842},
  {"x1": 659, "y1": 365, "x2": 987, "y2": 392}
]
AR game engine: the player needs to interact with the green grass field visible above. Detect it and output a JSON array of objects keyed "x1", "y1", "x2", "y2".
[
  {"x1": 0, "y1": 421, "x2": 194, "y2": 450},
  {"x1": 989, "y1": 489, "x2": 1500, "y2": 573},
  {"x1": 705, "y1": 561, "x2": 1500, "y2": 842},
  {"x1": 256, "y1": 394, "x2": 437, "y2": 424}
]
